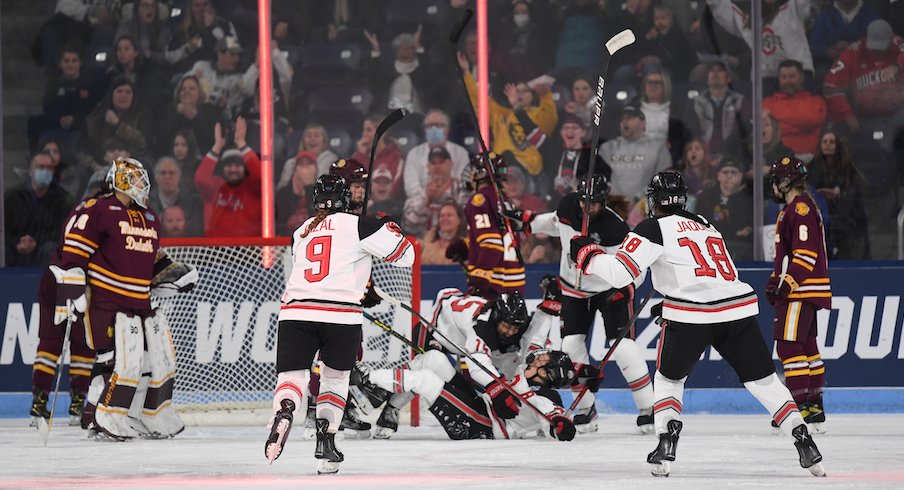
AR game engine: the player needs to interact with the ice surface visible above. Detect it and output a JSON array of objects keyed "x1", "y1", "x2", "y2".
[{"x1": 1, "y1": 414, "x2": 902, "y2": 489}]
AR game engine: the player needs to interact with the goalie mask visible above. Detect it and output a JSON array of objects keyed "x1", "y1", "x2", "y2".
[
  {"x1": 488, "y1": 292, "x2": 529, "y2": 347},
  {"x1": 645, "y1": 171, "x2": 687, "y2": 217},
  {"x1": 526, "y1": 350, "x2": 576, "y2": 389},
  {"x1": 462, "y1": 152, "x2": 506, "y2": 191},
  {"x1": 313, "y1": 174, "x2": 351, "y2": 212},
  {"x1": 769, "y1": 156, "x2": 808, "y2": 204},
  {"x1": 111, "y1": 157, "x2": 150, "y2": 208}
]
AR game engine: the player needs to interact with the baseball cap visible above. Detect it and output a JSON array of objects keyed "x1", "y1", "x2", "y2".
[
  {"x1": 621, "y1": 105, "x2": 645, "y2": 121},
  {"x1": 372, "y1": 166, "x2": 393, "y2": 182},
  {"x1": 294, "y1": 151, "x2": 318, "y2": 165},
  {"x1": 867, "y1": 20, "x2": 893, "y2": 51},
  {"x1": 221, "y1": 148, "x2": 244, "y2": 163},
  {"x1": 428, "y1": 146, "x2": 451, "y2": 161},
  {"x1": 215, "y1": 36, "x2": 244, "y2": 54},
  {"x1": 718, "y1": 155, "x2": 744, "y2": 172}
]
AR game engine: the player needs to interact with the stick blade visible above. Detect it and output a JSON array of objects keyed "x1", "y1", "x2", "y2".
[
  {"x1": 37, "y1": 417, "x2": 50, "y2": 446},
  {"x1": 449, "y1": 8, "x2": 474, "y2": 43},
  {"x1": 606, "y1": 29, "x2": 636, "y2": 55}
]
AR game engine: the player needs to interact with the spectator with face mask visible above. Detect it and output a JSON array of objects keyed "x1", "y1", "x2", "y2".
[
  {"x1": 404, "y1": 146, "x2": 464, "y2": 236},
  {"x1": 403, "y1": 108, "x2": 470, "y2": 202},
  {"x1": 4, "y1": 152, "x2": 74, "y2": 266}
]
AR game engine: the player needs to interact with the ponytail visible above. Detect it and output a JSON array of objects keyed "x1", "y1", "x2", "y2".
[{"x1": 300, "y1": 209, "x2": 330, "y2": 238}]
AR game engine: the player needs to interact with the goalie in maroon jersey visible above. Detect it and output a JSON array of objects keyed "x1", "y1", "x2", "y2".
[{"x1": 767, "y1": 156, "x2": 832, "y2": 434}]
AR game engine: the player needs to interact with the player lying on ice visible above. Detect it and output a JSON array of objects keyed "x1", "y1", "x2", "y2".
[
  {"x1": 570, "y1": 171, "x2": 826, "y2": 478},
  {"x1": 349, "y1": 288, "x2": 577, "y2": 441}
]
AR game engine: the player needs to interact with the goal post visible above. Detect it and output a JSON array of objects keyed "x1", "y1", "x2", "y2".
[{"x1": 158, "y1": 236, "x2": 421, "y2": 426}]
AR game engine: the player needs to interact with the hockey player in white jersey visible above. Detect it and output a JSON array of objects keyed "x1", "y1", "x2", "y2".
[
  {"x1": 570, "y1": 171, "x2": 825, "y2": 478},
  {"x1": 265, "y1": 174, "x2": 414, "y2": 475},
  {"x1": 359, "y1": 288, "x2": 574, "y2": 440},
  {"x1": 504, "y1": 173, "x2": 654, "y2": 433}
]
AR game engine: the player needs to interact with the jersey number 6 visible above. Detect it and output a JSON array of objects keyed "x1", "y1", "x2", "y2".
[
  {"x1": 678, "y1": 236, "x2": 736, "y2": 281},
  {"x1": 304, "y1": 236, "x2": 332, "y2": 282}
]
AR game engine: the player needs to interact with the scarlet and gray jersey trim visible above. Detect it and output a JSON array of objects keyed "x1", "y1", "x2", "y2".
[
  {"x1": 663, "y1": 292, "x2": 758, "y2": 315},
  {"x1": 280, "y1": 299, "x2": 363, "y2": 314}
]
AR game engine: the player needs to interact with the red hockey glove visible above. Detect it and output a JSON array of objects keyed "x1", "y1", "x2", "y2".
[
  {"x1": 549, "y1": 415, "x2": 576, "y2": 441},
  {"x1": 538, "y1": 274, "x2": 562, "y2": 316},
  {"x1": 573, "y1": 363, "x2": 602, "y2": 392},
  {"x1": 569, "y1": 235, "x2": 603, "y2": 273},
  {"x1": 485, "y1": 379, "x2": 521, "y2": 419}
]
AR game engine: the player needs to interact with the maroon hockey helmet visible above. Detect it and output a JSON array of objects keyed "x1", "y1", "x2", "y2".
[
  {"x1": 329, "y1": 158, "x2": 369, "y2": 183},
  {"x1": 769, "y1": 156, "x2": 808, "y2": 203},
  {"x1": 462, "y1": 152, "x2": 506, "y2": 190}
]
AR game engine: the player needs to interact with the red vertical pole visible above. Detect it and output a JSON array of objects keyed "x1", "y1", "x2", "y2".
[
  {"x1": 258, "y1": 0, "x2": 274, "y2": 266},
  {"x1": 476, "y1": 0, "x2": 490, "y2": 147}
]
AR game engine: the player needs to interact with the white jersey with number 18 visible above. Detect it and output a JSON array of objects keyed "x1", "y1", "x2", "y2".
[
  {"x1": 582, "y1": 211, "x2": 758, "y2": 324},
  {"x1": 279, "y1": 212, "x2": 414, "y2": 325}
]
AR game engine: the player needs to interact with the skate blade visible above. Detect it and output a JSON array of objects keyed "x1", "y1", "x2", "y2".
[
  {"x1": 637, "y1": 424, "x2": 654, "y2": 435},
  {"x1": 650, "y1": 461, "x2": 670, "y2": 477},
  {"x1": 265, "y1": 419, "x2": 290, "y2": 465},
  {"x1": 373, "y1": 427, "x2": 396, "y2": 439},
  {"x1": 317, "y1": 460, "x2": 341, "y2": 475},
  {"x1": 808, "y1": 422, "x2": 827, "y2": 435},
  {"x1": 576, "y1": 422, "x2": 598, "y2": 434},
  {"x1": 69, "y1": 415, "x2": 82, "y2": 426},
  {"x1": 36, "y1": 417, "x2": 50, "y2": 445},
  {"x1": 807, "y1": 462, "x2": 827, "y2": 477}
]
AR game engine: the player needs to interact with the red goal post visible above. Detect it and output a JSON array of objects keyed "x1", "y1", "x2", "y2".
[{"x1": 158, "y1": 236, "x2": 422, "y2": 426}]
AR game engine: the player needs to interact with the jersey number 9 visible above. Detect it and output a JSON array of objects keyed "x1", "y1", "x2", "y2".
[{"x1": 304, "y1": 236, "x2": 332, "y2": 282}]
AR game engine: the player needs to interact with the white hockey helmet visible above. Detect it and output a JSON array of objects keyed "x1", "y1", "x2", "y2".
[{"x1": 111, "y1": 157, "x2": 151, "y2": 208}]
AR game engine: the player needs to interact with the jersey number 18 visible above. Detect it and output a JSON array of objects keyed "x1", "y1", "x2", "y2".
[{"x1": 678, "y1": 236, "x2": 736, "y2": 281}]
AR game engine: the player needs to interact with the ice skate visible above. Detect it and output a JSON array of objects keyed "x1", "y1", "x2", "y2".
[
  {"x1": 792, "y1": 424, "x2": 826, "y2": 477},
  {"x1": 68, "y1": 389, "x2": 85, "y2": 426},
  {"x1": 374, "y1": 403, "x2": 400, "y2": 439},
  {"x1": 315, "y1": 418, "x2": 344, "y2": 475},
  {"x1": 265, "y1": 399, "x2": 295, "y2": 464},
  {"x1": 636, "y1": 407, "x2": 654, "y2": 434},
  {"x1": 647, "y1": 420, "x2": 682, "y2": 477},
  {"x1": 29, "y1": 388, "x2": 50, "y2": 428},
  {"x1": 339, "y1": 399, "x2": 372, "y2": 439},
  {"x1": 349, "y1": 364, "x2": 391, "y2": 414},
  {"x1": 573, "y1": 405, "x2": 598, "y2": 433},
  {"x1": 302, "y1": 403, "x2": 317, "y2": 439},
  {"x1": 805, "y1": 401, "x2": 827, "y2": 434}
]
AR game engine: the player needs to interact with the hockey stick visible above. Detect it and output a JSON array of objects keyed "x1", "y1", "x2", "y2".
[
  {"x1": 373, "y1": 284, "x2": 556, "y2": 422},
  {"x1": 776, "y1": 255, "x2": 789, "y2": 290},
  {"x1": 38, "y1": 299, "x2": 74, "y2": 445},
  {"x1": 566, "y1": 287, "x2": 655, "y2": 417},
  {"x1": 363, "y1": 311, "x2": 426, "y2": 355},
  {"x1": 362, "y1": 108, "x2": 407, "y2": 215},
  {"x1": 575, "y1": 29, "x2": 636, "y2": 289},
  {"x1": 449, "y1": 9, "x2": 522, "y2": 251}
]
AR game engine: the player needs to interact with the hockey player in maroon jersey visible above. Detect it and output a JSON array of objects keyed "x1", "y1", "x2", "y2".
[
  {"x1": 54, "y1": 158, "x2": 197, "y2": 440},
  {"x1": 329, "y1": 158, "x2": 368, "y2": 213},
  {"x1": 452, "y1": 152, "x2": 525, "y2": 299},
  {"x1": 504, "y1": 172, "x2": 654, "y2": 434},
  {"x1": 265, "y1": 174, "x2": 414, "y2": 474},
  {"x1": 571, "y1": 171, "x2": 825, "y2": 478},
  {"x1": 767, "y1": 156, "x2": 832, "y2": 434}
]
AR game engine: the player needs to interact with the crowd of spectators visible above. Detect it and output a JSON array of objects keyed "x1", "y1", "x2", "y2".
[{"x1": 6, "y1": 0, "x2": 904, "y2": 267}]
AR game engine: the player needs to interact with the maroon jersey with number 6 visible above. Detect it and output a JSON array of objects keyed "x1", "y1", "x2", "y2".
[{"x1": 770, "y1": 194, "x2": 832, "y2": 309}]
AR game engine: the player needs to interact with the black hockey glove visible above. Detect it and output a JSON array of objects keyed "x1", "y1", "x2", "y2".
[
  {"x1": 573, "y1": 363, "x2": 602, "y2": 392},
  {"x1": 360, "y1": 279, "x2": 382, "y2": 308},
  {"x1": 485, "y1": 379, "x2": 521, "y2": 419},
  {"x1": 650, "y1": 301, "x2": 666, "y2": 326},
  {"x1": 502, "y1": 209, "x2": 534, "y2": 232},
  {"x1": 537, "y1": 274, "x2": 562, "y2": 316},
  {"x1": 569, "y1": 235, "x2": 603, "y2": 273},
  {"x1": 445, "y1": 238, "x2": 469, "y2": 264},
  {"x1": 549, "y1": 415, "x2": 576, "y2": 441}
]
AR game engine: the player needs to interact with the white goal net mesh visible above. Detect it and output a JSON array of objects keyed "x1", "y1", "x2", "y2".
[{"x1": 157, "y1": 243, "x2": 418, "y2": 414}]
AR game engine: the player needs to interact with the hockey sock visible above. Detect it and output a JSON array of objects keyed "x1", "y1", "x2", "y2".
[
  {"x1": 652, "y1": 371, "x2": 686, "y2": 435},
  {"x1": 68, "y1": 353, "x2": 94, "y2": 394},
  {"x1": 744, "y1": 373, "x2": 805, "y2": 436},
  {"x1": 370, "y1": 369, "x2": 444, "y2": 405},
  {"x1": 611, "y1": 338, "x2": 654, "y2": 410},
  {"x1": 776, "y1": 340, "x2": 809, "y2": 406},
  {"x1": 273, "y1": 370, "x2": 309, "y2": 419},
  {"x1": 317, "y1": 365, "x2": 350, "y2": 433},
  {"x1": 32, "y1": 350, "x2": 59, "y2": 393},
  {"x1": 562, "y1": 335, "x2": 596, "y2": 411},
  {"x1": 804, "y1": 335, "x2": 824, "y2": 405}
]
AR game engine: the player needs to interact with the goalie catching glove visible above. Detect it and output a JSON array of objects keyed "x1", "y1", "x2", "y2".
[
  {"x1": 485, "y1": 379, "x2": 521, "y2": 419},
  {"x1": 569, "y1": 235, "x2": 603, "y2": 273},
  {"x1": 151, "y1": 260, "x2": 199, "y2": 298},
  {"x1": 48, "y1": 265, "x2": 87, "y2": 325}
]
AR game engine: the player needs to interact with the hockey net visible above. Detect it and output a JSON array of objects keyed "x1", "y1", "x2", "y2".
[{"x1": 157, "y1": 237, "x2": 420, "y2": 425}]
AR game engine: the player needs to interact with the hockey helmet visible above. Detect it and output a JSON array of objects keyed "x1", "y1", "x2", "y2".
[
  {"x1": 462, "y1": 152, "x2": 506, "y2": 191},
  {"x1": 578, "y1": 172, "x2": 610, "y2": 204},
  {"x1": 489, "y1": 291, "x2": 529, "y2": 339},
  {"x1": 312, "y1": 174, "x2": 351, "y2": 212},
  {"x1": 111, "y1": 157, "x2": 150, "y2": 208},
  {"x1": 329, "y1": 158, "x2": 368, "y2": 183},
  {"x1": 526, "y1": 350, "x2": 576, "y2": 389},
  {"x1": 769, "y1": 156, "x2": 808, "y2": 203},
  {"x1": 645, "y1": 171, "x2": 687, "y2": 217}
]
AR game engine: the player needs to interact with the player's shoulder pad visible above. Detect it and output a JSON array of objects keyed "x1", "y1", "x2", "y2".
[
  {"x1": 555, "y1": 192, "x2": 581, "y2": 229},
  {"x1": 632, "y1": 217, "x2": 664, "y2": 246},
  {"x1": 357, "y1": 214, "x2": 384, "y2": 239},
  {"x1": 590, "y1": 207, "x2": 630, "y2": 246}
]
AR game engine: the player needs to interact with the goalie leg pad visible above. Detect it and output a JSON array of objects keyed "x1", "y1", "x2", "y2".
[
  {"x1": 744, "y1": 373, "x2": 805, "y2": 436},
  {"x1": 139, "y1": 312, "x2": 184, "y2": 438},
  {"x1": 408, "y1": 350, "x2": 456, "y2": 382},
  {"x1": 428, "y1": 382, "x2": 494, "y2": 440},
  {"x1": 611, "y1": 338, "x2": 654, "y2": 410},
  {"x1": 94, "y1": 313, "x2": 144, "y2": 440}
]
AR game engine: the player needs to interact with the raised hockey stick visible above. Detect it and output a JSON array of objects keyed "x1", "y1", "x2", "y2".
[
  {"x1": 449, "y1": 9, "x2": 522, "y2": 251},
  {"x1": 363, "y1": 311, "x2": 426, "y2": 355},
  {"x1": 38, "y1": 299, "x2": 74, "y2": 445},
  {"x1": 576, "y1": 29, "x2": 636, "y2": 289},
  {"x1": 373, "y1": 284, "x2": 556, "y2": 422},
  {"x1": 566, "y1": 288, "x2": 655, "y2": 417},
  {"x1": 776, "y1": 255, "x2": 790, "y2": 290},
  {"x1": 362, "y1": 108, "x2": 407, "y2": 215}
]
